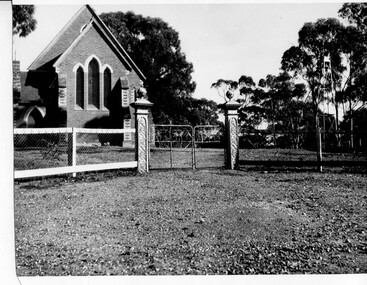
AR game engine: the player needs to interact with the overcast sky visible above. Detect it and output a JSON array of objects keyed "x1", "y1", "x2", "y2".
[{"x1": 12, "y1": 1, "x2": 345, "y2": 103}]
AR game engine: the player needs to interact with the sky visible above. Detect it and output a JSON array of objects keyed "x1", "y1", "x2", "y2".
[{"x1": 12, "y1": 0, "x2": 346, "y2": 104}]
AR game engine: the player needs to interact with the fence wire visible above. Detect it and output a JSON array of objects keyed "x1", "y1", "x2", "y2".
[
  {"x1": 239, "y1": 129, "x2": 367, "y2": 171},
  {"x1": 14, "y1": 128, "x2": 136, "y2": 173},
  {"x1": 194, "y1": 125, "x2": 225, "y2": 169},
  {"x1": 76, "y1": 129, "x2": 135, "y2": 166},
  {"x1": 14, "y1": 130, "x2": 70, "y2": 171}
]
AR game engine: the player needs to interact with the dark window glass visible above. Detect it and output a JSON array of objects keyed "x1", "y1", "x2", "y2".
[
  {"x1": 76, "y1": 67, "x2": 84, "y2": 108},
  {"x1": 103, "y1": 68, "x2": 111, "y2": 108},
  {"x1": 88, "y1": 58, "x2": 100, "y2": 108}
]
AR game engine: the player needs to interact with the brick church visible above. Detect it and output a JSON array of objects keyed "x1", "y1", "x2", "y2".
[{"x1": 14, "y1": 5, "x2": 147, "y2": 144}]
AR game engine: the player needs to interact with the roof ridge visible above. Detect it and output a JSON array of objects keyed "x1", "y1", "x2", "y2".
[
  {"x1": 28, "y1": 5, "x2": 89, "y2": 70},
  {"x1": 84, "y1": 5, "x2": 146, "y2": 80}
]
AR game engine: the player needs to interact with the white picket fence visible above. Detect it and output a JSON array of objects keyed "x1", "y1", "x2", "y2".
[{"x1": 14, "y1": 127, "x2": 136, "y2": 179}]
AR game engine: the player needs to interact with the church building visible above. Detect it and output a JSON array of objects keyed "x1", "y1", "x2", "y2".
[{"x1": 14, "y1": 5, "x2": 147, "y2": 145}]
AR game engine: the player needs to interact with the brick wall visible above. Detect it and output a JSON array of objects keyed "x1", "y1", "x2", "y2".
[{"x1": 57, "y1": 24, "x2": 143, "y2": 129}]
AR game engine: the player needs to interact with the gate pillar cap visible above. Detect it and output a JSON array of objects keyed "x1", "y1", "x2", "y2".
[
  {"x1": 131, "y1": 98, "x2": 153, "y2": 109},
  {"x1": 219, "y1": 100, "x2": 241, "y2": 111}
]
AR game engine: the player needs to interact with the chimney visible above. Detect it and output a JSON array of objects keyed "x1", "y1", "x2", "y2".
[{"x1": 13, "y1": 60, "x2": 21, "y2": 92}]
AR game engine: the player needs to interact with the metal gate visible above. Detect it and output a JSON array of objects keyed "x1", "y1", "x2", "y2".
[
  {"x1": 193, "y1": 125, "x2": 224, "y2": 169},
  {"x1": 149, "y1": 124, "x2": 224, "y2": 169}
]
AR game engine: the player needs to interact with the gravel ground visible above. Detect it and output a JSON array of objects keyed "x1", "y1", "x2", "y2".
[{"x1": 14, "y1": 169, "x2": 367, "y2": 275}]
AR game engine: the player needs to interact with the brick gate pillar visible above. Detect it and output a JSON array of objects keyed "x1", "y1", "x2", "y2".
[
  {"x1": 131, "y1": 87, "x2": 153, "y2": 173},
  {"x1": 220, "y1": 99, "x2": 241, "y2": 170}
]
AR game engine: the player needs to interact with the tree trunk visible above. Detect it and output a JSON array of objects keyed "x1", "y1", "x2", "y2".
[
  {"x1": 349, "y1": 99, "x2": 354, "y2": 149},
  {"x1": 335, "y1": 101, "x2": 340, "y2": 148}
]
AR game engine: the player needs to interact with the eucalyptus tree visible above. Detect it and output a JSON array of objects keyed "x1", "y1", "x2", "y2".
[
  {"x1": 281, "y1": 18, "x2": 346, "y2": 133},
  {"x1": 184, "y1": 97, "x2": 220, "y2": 126},
  {"x1": 256, "y1": 73, "x2": 307, "y2": 130},
  {"x1": 337, "y1": 3, "x2": 367, "y2": 142},
  {"x1": 339, "y1": 2, "x2": 367, "y2": 33},
  {"x1": 13, "y1": 5, "x2": 37, "y2": 37},
  {"x1": 337, "y1": 25, "x2": 367, "y2": 114},
  {"x1": 212, "y1": 73, "x2": 309, "y2": 139}
]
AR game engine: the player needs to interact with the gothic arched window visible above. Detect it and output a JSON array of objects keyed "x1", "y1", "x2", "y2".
[
  {"x1": 76, "y1": 66, "x2": 84, "y2": 109},
  {"x1": 88, "y1": 58, "x2": 100, "y2": 108}
]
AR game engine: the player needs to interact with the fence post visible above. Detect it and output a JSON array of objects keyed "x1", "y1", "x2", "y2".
[
  {"x1": 220, "y1": 100, "x2": 242, "y2": 170},
  {"x1": 169, "y1": 124, "x2": 173, "y2": 168},
  {"x1": 317, "y1": 128, "x2": 323, "y2": 173},
  {"x1": 191, "y1": 126, "x2": 196, "y2": 170},
  {"x1": 68, "y1": 127, "x2": 77, "y2": 177},
  {"x1": 131, "y1": 93, "x2": 153, "y2": 174}
]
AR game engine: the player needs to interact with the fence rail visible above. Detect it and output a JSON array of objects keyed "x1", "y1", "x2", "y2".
[
  {"x1": 14, "y1": 124, "x2": 366, "y2": 178},
  {"x1": 14, "y1": 127, "x2": 136, "y2": 179}
]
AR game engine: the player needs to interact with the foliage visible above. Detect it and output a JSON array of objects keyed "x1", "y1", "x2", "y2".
[
  {"x1": 281, "y1": 18, "x2": 346, "y2": 127},
  {"x1": 340, "y1": 107, "x2": 367, "y2": 147},
  {"x1": 12, "y1": 5, "x2": 37, "y2": 37},
  {"x1": 346, "y1": 107, "x2": 367, "y2": 133},
  {"x1": 211, "y1": 71, "x2": 316, "y2": 149},
  {"x1": 211, "y1": 6, "x2": 367, "y2": 150},
  {"x1": 224, "y1": 72, "x2": 309, "y2": 129},
  {"x1": 100, "y1": 11, "x2": 197, "y2": 124},
  {"x1": 337, "y1": 4, "x2": 367, "y2": 112},
  {"x1": 278, "y1": 6, "x2": 367, "y2": 148},
  {"x1": 339, "y1": 2, "x2": 367, "y2": 33},
  {"x1": 240, "y1": 73, "x2": 317, "y2": 148},
  {"x1": 183, "y1": 97, "x2": 221, "y2": 126}
]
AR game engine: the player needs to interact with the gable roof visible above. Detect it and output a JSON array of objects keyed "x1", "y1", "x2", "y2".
[
  {"x1": 28, "y1": 5, "x2": 145, "y2": 80},
  {"x1": 28, "y1": 6, "x2": 92, "y2": 71}
]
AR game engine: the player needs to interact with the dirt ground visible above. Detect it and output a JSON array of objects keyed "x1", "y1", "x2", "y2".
[{"x1": 14, "y1": 168, "x2": 367, "y2": 275}]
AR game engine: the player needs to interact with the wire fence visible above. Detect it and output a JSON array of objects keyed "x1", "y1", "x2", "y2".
[
  {"x1": 76, "y1": 129, "x2": 135, "y2": 166},
  {"x1": 14, "y1": 126, "x2": 365, "y2": 177},
  {"x1": 14, "y1": 128, "x2": 71, "y2": 171},
  {"x1": 193, "y1": 125, "x2": 225, "y2": 169},
  {"x1": 14, "y1": 128, "x2": 136, "y2": 178},
  {"x1": 239, "y1": 129, "x2": 367, "y2": 171}
]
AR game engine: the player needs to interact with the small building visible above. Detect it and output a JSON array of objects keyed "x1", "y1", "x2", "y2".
[{"x1": 14, "y1": 5, "x2": 147, "y2": 146}]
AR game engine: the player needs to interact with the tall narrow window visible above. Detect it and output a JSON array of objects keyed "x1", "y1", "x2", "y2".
[
  {"x1": 103, "y1": 68, "x2": 111, "y2": 108},
  {"x1": 88, "y1": 58, "x2": 100, "y2": 108},
  {"x1": 76, "y1": 67, "x2": 84, "y2": 109}
]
